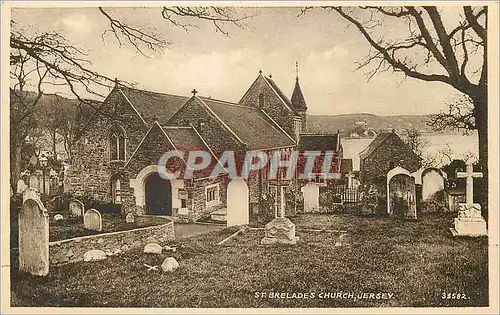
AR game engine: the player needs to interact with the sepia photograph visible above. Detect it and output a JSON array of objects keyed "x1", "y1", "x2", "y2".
[{"x1": 2, "y1": 1, "x2": 498, "y2": 312}]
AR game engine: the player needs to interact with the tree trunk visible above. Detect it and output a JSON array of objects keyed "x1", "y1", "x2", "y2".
[
  {"x1": 471, "y1": 87, "x2": 488, "y2": 219},
  {"x1": 51, "y1": 131, "x2": 57, "y2": 161},
  {"x1": 11, "y1": 144, "x2": 23, "y2": 194}
]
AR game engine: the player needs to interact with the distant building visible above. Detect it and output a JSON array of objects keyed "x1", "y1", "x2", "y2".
[{"x1": 359, "y1": 130, "x2": 421, "y2": 192}]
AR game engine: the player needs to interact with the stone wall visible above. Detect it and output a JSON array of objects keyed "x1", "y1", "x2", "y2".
[
  {"x1": 240, "y1": 76, "x2": 297, "y2": 138},
  {"x1": 66, "y1": 87, "x2": 148, "y2": 202},
  {"x1": 360, "y1": 135, "x2": 421, "y2": 193},
  {"x1": 49, "y1": 216, "x2": 174, "y2": 266}
]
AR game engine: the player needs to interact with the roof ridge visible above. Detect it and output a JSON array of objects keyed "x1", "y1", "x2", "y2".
[
  {"x1": 119, "y1": 84, "x2": 189, "y2": 99},
  {"x1": 161, "y1": 126, "x2": 192, "y2": 129},
  {"x1": 203, "y1": 98, "x2": 256, "y2": 109}
]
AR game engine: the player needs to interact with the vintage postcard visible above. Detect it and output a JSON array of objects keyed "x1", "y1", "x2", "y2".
[{"x1": 1, "y1": 1, "x2": 499, "y2": 313}]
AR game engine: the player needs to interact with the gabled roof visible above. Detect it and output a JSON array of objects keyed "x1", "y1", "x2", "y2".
[
  {"x1": 291, "y1": 78, "x2": 307, "y2": 111},
  {"x1": 298, "y1": 134, "x2": 339, "y2": 151},
  {"x1": 263, "y1": 76, "x2": 293, "y2": 109},
  {"x1": 162, "y1": 126, "x2": 210, "y2": 152},
  {"x1": 118, "y1": 85, "x2": 189, "y2": 124},
  {"x1": 359, "y1": 132, "x2": 394, "y2": 159},
  {"x1": 199, "y1": 97, "x2": 296, "y2": 150}
]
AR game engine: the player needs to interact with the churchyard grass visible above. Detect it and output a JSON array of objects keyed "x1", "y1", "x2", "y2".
[{"x1": 11, "y1": 213, "x2": 488, "y2": 308}]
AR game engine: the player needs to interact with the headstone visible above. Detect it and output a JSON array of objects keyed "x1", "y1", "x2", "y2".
[
  {"x1": 261, "y1": 217, "x2": 299, "y2": 245},
  {"x1": 226, "y1": 178, "x2": 249, "y2": 227},
  {"x1": 301, "y1": 182, "x2": 320, "y2": 213},
  {"x1": 387, "y1": 167, "x2": 417, "y2": 220},
  {"x1": 54, "y1": 214, "x2": 64, "y2": 221},
  {"x1": 68, "y1": 199, "x2": 85, "y2": 217},
  {"x1": 421, "y1": 168, "x2": 445, "y2": 201},
  {"x1": 126, "y1": 213, "x2": 135, "y2": 223},
  {"x1": 144, "y1": 243, "x2": 162, "y2": 254},
  {"x1": 451, "y1": 162, "x2": 487, "y2": 236},
  {"x1": 16, "y1": 178, "x2": 28, "y2": 195},
  {"x1": 18, "y1": 194, "x2": 49, "y2": 276},
  {"x1": 161, "y1": 257, "x2": 180, "y2": 272},
  {"x1": 83, "y1": 249, "x2": 107, "y2": 262},
  {"x1": 83, "y1": 209, "x2": 102, "y2": 231},
  {"x1": 29, "y1": 173, "x2": 40, "y2": 191}
]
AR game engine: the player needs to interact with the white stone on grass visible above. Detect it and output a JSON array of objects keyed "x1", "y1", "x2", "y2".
[
  {"x1": 54, "y1": 214, "x2": 64, "y2": 221},
  {"x1": 144, "y1": 243, "x2": 162, "y2": 255},
  {"x1": 161, "y1": 257, "x2": 179, "y2": 272},
  {"x1": 83, "y1": 249, "x2": 107, "y2": 262},
  {"x1": 125, "y1": 213, "x2": 135, "y2": 223}
]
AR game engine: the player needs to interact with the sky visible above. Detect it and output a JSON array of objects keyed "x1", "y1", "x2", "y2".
[{"x1": 11, "y1": 6, "x2": 469, "y2": 116}]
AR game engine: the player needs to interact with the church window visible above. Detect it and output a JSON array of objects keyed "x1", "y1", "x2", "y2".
[
  {"x1": 258, "y1": 93, "x2": 265, "y2": 108},
  {"x1": 109, "y1": 125, "x2": 126, "y2": 161}
]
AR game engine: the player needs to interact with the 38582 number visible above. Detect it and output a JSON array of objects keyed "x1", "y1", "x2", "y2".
[{"x1": 441, "y1": 292, "x2": 469, "y2": 300}]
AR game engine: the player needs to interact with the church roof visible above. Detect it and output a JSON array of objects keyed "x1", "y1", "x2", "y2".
[
  {"x1": 263, "y1": 76, "x2": 294, "y2": 110},
  {"x1": 291, "y1": 79, "x2": 307, "y2": 111},
  {"x1": 162, "y1": 126, "x2": 209, "y2": 151},
  {"x1": 359, "y1": 131, "x2": 396, "y2": 159},
  {"x1": 118, "y1": 85, "x2": 189, "y2": 124},
  {"x1": 298, "y1": 134, "x2": 339, "y2": 151},
  {"x1": 199, "y1": 98, "x2": 296, "y2": 150}
]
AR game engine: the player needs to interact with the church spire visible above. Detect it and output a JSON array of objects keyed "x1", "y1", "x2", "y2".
[{"x1": 291, "y1": 61, "x2": 307, "y2": 111}]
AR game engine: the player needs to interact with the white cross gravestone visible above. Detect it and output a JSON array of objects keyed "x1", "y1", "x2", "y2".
[
  {"x1": 451, "y1": 162, "x2": 487, "y2": 236},
  {"x1": 68, "y1": 199, "x2": 85, "y2": 217},
  {"x1": 84, "y1": 209, "x2": 102, "y2": 232},
  {"x1": 301, "y1": 182, "x2": 320, "y2": 213},
  {"x1": 226, "y1": 178, "x2": 249, "y2": 227},
  {"x1": 19, "y1": 189, "x2": 49, "y2": 276}
]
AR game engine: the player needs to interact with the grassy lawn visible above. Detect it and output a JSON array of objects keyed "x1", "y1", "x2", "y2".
[{"x1": 10, "y1": 213, "x2": 488, "y2": 308}]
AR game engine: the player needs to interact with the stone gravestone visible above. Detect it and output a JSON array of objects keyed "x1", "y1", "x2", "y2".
[
  {"x1": 421, "y1": 168, "x2": 445, "y2": 201},
  {"x1": 387, "y1": 166, "x2": 417, "y2": 220},
  {"x1": 19, "y1": 189, "x2": 49, "y2": 276},
  {"x1": 68, "y1": 199, "x2": 85, "y2": 217},
  {"x1": 451, "y1": 162, "x2": 486, "y2": 236},
  {"x1": 421, "y1": 168, "x2": 446, "y2": 212},
  {"x1": 301, "y1": 182, "x2": 319, "y2": 213},
  {"x1": 29, "y1": 172, "x2": 41, "y2": 191},
  {"x1": 261, "y1": 181, "x2": 299, "y2": 245},
  {"x1": 226, "y1": 178, "x2": 249, "y2": 227},
  {"x1": 84, "y1": 209, "x2": 102, "y2": 231},
  {"x1": 126, "y1": 213, "x2": 135, "y2": 223}
]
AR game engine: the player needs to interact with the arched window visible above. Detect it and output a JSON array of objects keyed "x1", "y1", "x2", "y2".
[
  {"x1": 109, "y1": 125, "x2": 126, "y2": 161},
  {"x1": 258, "y1": 93, "x2": 265, "y2": 108}
]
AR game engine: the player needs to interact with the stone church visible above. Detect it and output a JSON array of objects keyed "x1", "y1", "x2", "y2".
[{"x1": 66, "y1": 69, "x2": 344, "y2": 222}]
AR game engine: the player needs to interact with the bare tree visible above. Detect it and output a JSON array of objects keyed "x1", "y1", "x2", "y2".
[
  {"x1": 10, "y1": 7, "x2": 249, "y2": 192},
  {"x1": 303, "y1": 6, "x2": 488, "y2": 214},
  {"x1": 427, "y1": 95, "x2": 475, "y2": 134}
]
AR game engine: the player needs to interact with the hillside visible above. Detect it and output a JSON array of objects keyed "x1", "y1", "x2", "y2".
[{"x1": 306, "y1": 113, "x2": 454, "y2": 137}]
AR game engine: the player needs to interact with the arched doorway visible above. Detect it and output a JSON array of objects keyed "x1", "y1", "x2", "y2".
[{"x1": 145, "y1": 172, "x2": 172, "y2": 216}]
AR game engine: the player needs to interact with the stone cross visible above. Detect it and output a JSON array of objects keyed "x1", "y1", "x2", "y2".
[
  {"x1": 457, "y1": 162, "x2": 483, "y2": 206},
  {"x1": 191, "y1": 89, "x2": 198, "y2": 96}
]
